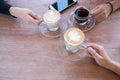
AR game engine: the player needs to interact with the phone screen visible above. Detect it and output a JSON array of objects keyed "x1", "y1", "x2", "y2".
[{"x1": 51, "y1": 0, "x2": 77, "y2": 12}]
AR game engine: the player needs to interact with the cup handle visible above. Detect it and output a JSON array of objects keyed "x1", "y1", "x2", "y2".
[
  {"x1": 79, "y1": 39, "x2": 89, "y2": 49},
  {"x1": 39, "y1": 21, "x2": 47, "y2": 28},
  {"x1": 78, "y1": 40, "x2": 89, "y2": 58}
]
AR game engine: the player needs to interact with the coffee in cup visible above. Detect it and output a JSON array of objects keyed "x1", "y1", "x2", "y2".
[
  {"x1": 43, "y1": 10, "x2": 61, "y2": 31},
  {"x1": 74, "y1": 6, "x2": 91, "y2": 26},
  {"x1": 64, "y1": 27, "x2": 85, "y2": 53}
]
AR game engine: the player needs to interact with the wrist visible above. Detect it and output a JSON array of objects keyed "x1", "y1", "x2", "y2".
[
  {"x1": 102, "y1": 59, "x2": 114, "y2": 70},
  {"x1": 9, "y1": 7, "x2": 15, "y2": 16},
  {"x1": 9, "y1": 7, "x2": 19, "y2": 17},
  {"x1": 106, "y1": 2, "x2": 113, "y2": 15},
  {"x1": 110, "y1": 0, "x2": 120, "y2": 12},
  {"x1": 106, "y1": 60, "x2": 117, "y2": 71}
]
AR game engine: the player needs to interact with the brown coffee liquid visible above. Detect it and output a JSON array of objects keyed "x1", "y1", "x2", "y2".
[{"x1": 75, "y1": 8, "x2": 89, "y2": 17}]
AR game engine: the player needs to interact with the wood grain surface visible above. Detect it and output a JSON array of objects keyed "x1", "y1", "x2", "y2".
[{"x1": 0, "y1": 0, "x2": 120, "y2": 80}]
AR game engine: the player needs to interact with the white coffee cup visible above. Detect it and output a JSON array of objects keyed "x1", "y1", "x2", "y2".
[
  {"x1": 64, "y1": 27, "x2": 85, "y2": 53},
  {"x1": 43, "y1": 10, "x2": 61, "y2": 31}
]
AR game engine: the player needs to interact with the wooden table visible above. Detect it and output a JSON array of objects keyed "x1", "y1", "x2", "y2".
[{"x1": 0, "y1": 0, "x2": 120, "y2": 80}]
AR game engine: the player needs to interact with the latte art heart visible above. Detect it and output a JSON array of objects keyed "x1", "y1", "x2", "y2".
[
  {"x1": 64, "y1": 27, "x2": 85, "y2": 46},
  {"x1": 68, "y1": 31, "x2": 81, "y2": 42}
]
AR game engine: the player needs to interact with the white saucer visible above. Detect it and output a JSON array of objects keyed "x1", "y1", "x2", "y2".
[{"x1": 39, "y1": 22, "x2": 68, "y2": 38}]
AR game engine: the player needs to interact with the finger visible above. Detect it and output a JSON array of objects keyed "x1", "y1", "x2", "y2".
[
  {"x1": 87, "y1": 52, "x2": 93, "y2": 57},
  {"x1": 87, "y1": 47, "x2": 102, "y2": 59},
  {"x1": 88, "y1": 43, "x2": 105, "y2": 54},
  {"x1": 29, "y1": 11, "x2": 42, "y2": 20},
  {"x1": 28, "y1": 15, "x2": 40, "y2": 25},
  {"x1": 29, "y1": 12, "x2": 42, "y2": 24},
  {"x1": 91, "y1": 6, "x2": 100, "y2": 14},
  {"x1": 94, "y1": 11, "x2": 106, "y2": 22},
  {"x1": 91, "y1": 6, "x2": 102, "y2": 16}
]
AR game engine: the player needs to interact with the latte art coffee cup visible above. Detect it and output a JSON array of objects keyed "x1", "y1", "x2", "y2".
[
  {"x1": 64, "y1": 27, "x2": 85, "y2": 53},
  {"x1": 43, "y1": 10, "x2": 61, "y2": 31}
]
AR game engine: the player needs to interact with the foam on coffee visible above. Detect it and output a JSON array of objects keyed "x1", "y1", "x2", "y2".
[
  {"x1": 64, "y1": 27, "x2": 85, "y2": 46},
  {"x1": 43, "y1": 10, "x2": 60, "y2": 23}
]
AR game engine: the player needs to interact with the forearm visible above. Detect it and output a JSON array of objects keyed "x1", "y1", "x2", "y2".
[
  {"x1": 110, "y1": 0, "x2": 120, "y2": 12},
  {"x1": 108, "y1": 61, "x2": 120, "y2": 75}
]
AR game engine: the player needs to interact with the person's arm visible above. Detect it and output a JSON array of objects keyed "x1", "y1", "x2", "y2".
[
  {"x1": 108, "y1": 60, "x2": 120, "y2": 75},
  {"x1": 0, "y1": 0, "x2": 42, "y2": 25},
  {"x1": 0, "y1": 0, "x2": 12, "y2": 15},
  {"x1": 91, "y1": 0, "x2": 120, "y2": 23},
  {"x1": 87, "y1": 43, "x2": 120, "y2": 75},
  {"x1": 110, "y1": 0, "x2": 120, "y2": 12},
  {"x1": 9, "y1": 7, "x2": 42, "y2": 25}
]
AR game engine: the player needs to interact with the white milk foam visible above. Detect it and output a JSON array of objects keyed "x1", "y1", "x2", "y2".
[
  {"x1": 68, "y1": 31, "x2": 81, "y2": 42},
  {"x1": 44, "y1": 10, "x2": 60, "y2": 23},
  {"x1": 64, "y1": 28, "x2": 85, "y2": 46}
]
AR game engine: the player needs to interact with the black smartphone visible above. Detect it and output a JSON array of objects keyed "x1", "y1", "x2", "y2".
[{"x1": 48, "y1": 0, "x2": 77, "y2": 13}]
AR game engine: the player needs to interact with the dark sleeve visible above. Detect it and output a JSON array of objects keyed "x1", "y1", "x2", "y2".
[{"x1": 0, "y1": 0, "x2": 12, "y2": 15}]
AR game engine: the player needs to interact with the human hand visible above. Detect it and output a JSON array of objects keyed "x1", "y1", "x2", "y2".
[
  {"x1": 87, "y1": 43, "x2": 112, "y2": 69},
  {"x1": 91, "y1": 4, "x2": 111, "y2": 23},
  {"x1": 9, "y1": 7, "x2": 42, "y2": 25}
]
